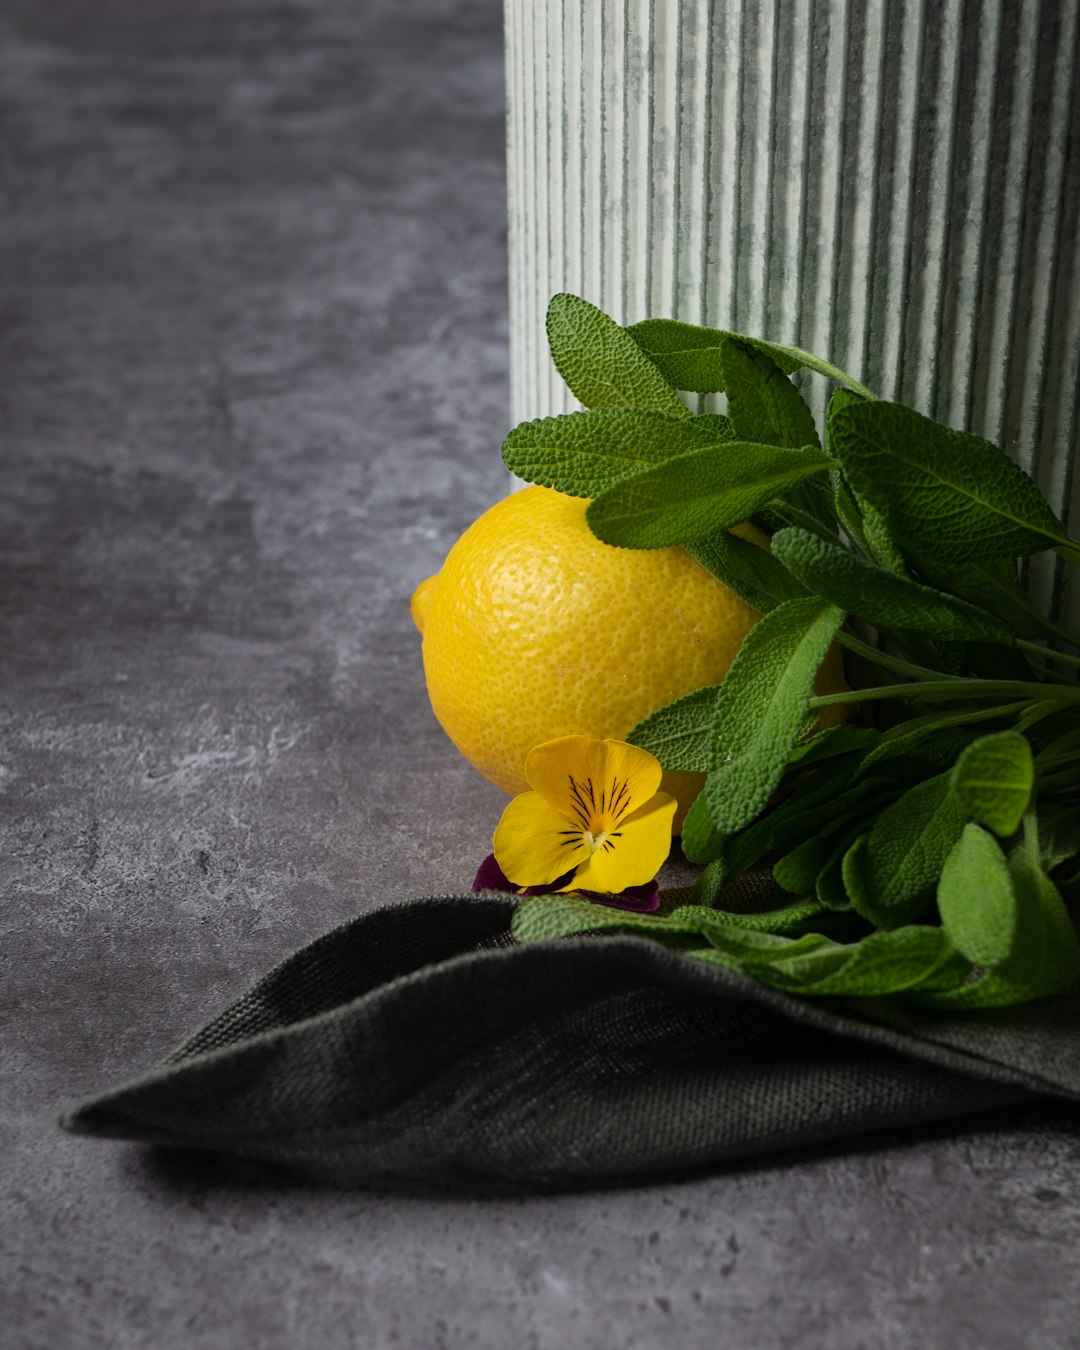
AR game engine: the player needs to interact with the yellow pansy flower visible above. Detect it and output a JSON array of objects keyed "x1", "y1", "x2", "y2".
[{"x1": 493, "y1": 736, "x2": 677, "y2": 894}]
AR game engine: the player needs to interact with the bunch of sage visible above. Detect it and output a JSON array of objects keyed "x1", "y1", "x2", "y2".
[{"x1": 504, "y1": 294, "x2": 1080, "y2": 1009}]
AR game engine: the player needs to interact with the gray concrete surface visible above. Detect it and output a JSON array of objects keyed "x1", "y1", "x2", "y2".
[{"x1": 4, "y1": 2, "x2": 1080, "y2": 1346}]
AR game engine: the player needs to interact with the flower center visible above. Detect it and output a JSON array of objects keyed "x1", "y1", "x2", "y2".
[{"x1": 584, "y1": 829, "x2": 609, "y2": 854}]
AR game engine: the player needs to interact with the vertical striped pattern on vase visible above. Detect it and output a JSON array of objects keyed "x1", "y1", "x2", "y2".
[{"x1": 504, "y1": 0, "x2": 1080, "y2": 624}]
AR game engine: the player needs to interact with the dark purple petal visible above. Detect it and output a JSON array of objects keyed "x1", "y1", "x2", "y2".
[
  {"x1": 573, "y1": 880, "x2": 661, "y2": 913},
  {"x1": 471, "y1": 853, "x2": 516, "y2": 893},
  {"x1": 472, "y1": 854, "x2": 660, "y2": 912}
]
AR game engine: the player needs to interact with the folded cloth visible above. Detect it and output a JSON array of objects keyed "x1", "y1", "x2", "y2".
[{"x1": 60, "y1": 895, "x2": 1080, "y2": 1191}]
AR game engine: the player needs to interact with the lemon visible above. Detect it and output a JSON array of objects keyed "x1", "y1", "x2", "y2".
[{"x1": 411, "y1": 486, "x2": 847, "y2": 827}]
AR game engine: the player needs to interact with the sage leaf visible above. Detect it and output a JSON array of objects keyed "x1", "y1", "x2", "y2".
[
  {"x1": 690, "y1": 412, "x2": 737, "y2": 442},
  {"x1": 770, "y1": 527, "x2": 1015, "y2": 644},
  {"x1": 918, "y1": 558, "x2": 1050, "y2": 640},
  {"x1": 754, "y1": 926, "x2": 966, "y2": 997},
  {"x1": 704, "y1": 598, "x2": 846, "y2": 833},
  {"x1": 950, "y1": 731, "x2": 1034, "y2": 837},
  {"x1": 586, "y1": 443, "x2": 835, "y2": 549},
  {"x1": 627, "y1": 682, "x2": 720, "y2": 773},
  {"x1": 826, "y1": 390, "x2": 909, "y2": 575},
  {"x1": 691, "y1": 755, "x2": 869, "y2": 874},
  {"x1": 687, "y1": 526, "x2": 807, "y2": 613},
  {"x1": 683, "y1": 896, "x2": 829, "y2": 935},
  {"x1": 937, "y1": 824, "x2": 1018, "y2": 967},
  {"x1": 501, "y1": 407, "x2": 726, "y2": 497},
  {"x1": 682, "y1": 791, "x2": 725, "y2": 866},
  {"x1": 918, "y1": 854, "x2": 1080, "y2": 1008},
  {"x1": 511, "y1": 894, "x2": 710, "y2": 946},
  {"x1": 1037, "y1": 807, "x2": 1080, "y2": 875},
  {"x1": 626, "y1": 318, "x2": 873, "y2": 398},
  {"x1": 787, "y1": 723, "x2": 881, "y2": 769},
  {"x1": 831, "y1": 400, "x2": 1071, "y2": 563},
  {"x1": 856, "y1": 706, "x2": 1025, "y2": 777},
  {"x1": 720, "y1": 338, "x2": 821, "y2": 450},
  {"x1": 546, "y1": 293, "x2": 690, "y2": 419},
  {"x1": 842, "y1": 771, "x2": 968, "y2": 928},
  {"x1": 771, "y1": 779, "x2": 900, "y2": 896}
]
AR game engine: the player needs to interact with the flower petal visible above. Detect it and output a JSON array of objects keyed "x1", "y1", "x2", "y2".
[
  {"x1": 471, "y1": 853, "x2": 577, "y2": 896},
  {"x1": 524, "y1": 736, "x2": 665, "y2": 830},
  {"x1": 571, "y1": 879, "x2": 661, "y2": 912},
  {"x1": 493, "y1": 791, "x2": 591, "y2": 886},
  {"x1": 565, "y1": 791, "x2": 678, "y2": 892}
]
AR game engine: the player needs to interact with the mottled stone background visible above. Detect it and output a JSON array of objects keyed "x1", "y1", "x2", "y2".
[{"x1": 3, "y1": 2, "x2": 1080, "y2": 1346}]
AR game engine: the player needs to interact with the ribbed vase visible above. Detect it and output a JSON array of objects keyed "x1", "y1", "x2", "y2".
[{"x1": 504, "y1": 0, "x2": 1080, "y2": 622}]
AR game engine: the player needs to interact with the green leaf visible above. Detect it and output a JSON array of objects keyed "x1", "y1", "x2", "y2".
[
  {"x1": 720, "y1": 338, "x2": 821, "y2": 450},
  {"x1": 856, "y1": 705, "x2": 1028, "y2": 777},
  {"x1": 624, "y1": 319, "x2": 804, "y2": 393},
  {"x1": 770, "y1": 527, "x2": 1015, "y2": 645},
  {"x1": 751, "y1": 926, "x2": 967, "y2": 997},
  {"x1": 826, "y1": 390, "x2": 909, "y2": 576},
  {"x1": 816, "y1": 827, "x2": 866, "y2": 911},
  {"x1": 511, "y1": 894, "x2": 701, "y2": 945},
  {"x1": 1037, "y1": 807, "x2": 1080, "y2": 875},
  {"x1": 917, "y1": 853, "x2": 1080, "y2": 1008},
  {"x1": 918, "y1": 558, "x2": 1050, "y2": 641},
  {"x1": 950, "y1": 731, "x2": 1034, "y2": 837},
  {"x1": 831, "y1": 400, "x2": 1072, "y2": 563},
  {"x1": 769, "y1": 777, "x2": 900, "y2": 895},
  {"x1": 689, "y1": 756, "x2": 874, "y2": 874},
  {"x1": 682, "y1": 791, "x2": 725, "y2": 866},
  {"x1": 626, "y1": 683, "x2": 720, "y2": 773},
  {"x1": 787, "y1": 723, "x2": 881, "y2": 768},
  {"x1": 690, "y1": 412, "x2": 738, "y2": 442},
  {"x1": 501, "y1": 408, "x2": 725, "y2": 497},
  {"x1": 704, "y1": 598, "x2": 847, "y2": 833},
  {"x1": 625, "y1": 318, "x2": 875, "y2": 399},
  {"x1": 586, "y1": 443, "x2": 836, "y2": 549},
  {"x1": 937, "y1": 824, "x2": 1018, "y2": 966},
  {"x1": 687, "y1": 526, "x2": 807, "y2": 614},
  {"x1": 684, "y1": 897, "x2": 830, "y2": 934},
  {"x1": 546, "y1": 294, "x2": 690, "y2": 419},
  {"x1": 841, "y1": 771, "x2": 968, "y2": 928},
  {"x1": 859, "y1": 502, "x2": 909, "y2": 576}
]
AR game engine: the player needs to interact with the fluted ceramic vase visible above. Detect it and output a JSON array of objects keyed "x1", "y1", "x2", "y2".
[{"x1": 504, "y1": 0, "x2": 1080, "y2": 622}]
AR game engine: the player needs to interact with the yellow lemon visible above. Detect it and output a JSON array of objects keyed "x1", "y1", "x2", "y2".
[{"x1": 411, "y1": 486, "x2": 847, "y2": 828}]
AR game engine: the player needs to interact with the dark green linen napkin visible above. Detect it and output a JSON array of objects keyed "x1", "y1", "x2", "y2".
[{"x1": 61, "y1": 894, "x2": 1080, "y2": 1190}]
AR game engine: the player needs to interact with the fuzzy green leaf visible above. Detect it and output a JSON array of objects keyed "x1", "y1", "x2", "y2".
[
  {"x1": 787, "y1": 724, "x2": 881, "y2": 768},
  {"x1": 546, "y1": 294, "x2": 689, "y2": 419},
  {"x1": 626, "y1": 318, "x2": 873, "y2": 398},
  {"x1": 826, "y1": 391, "x2": 908, "y2": 575},
  {"x1": 509, "y1": 894, "x2": 693, "y2": 945},
  {"x1": 770, "y1": 527, "x2": 1015, "y2": 644},
  {"x1": 769, "y1": 777, "x2": 900, "y2": 895},
  {"x1": 950, "y1": 732, "x2": 1034, "y2": 837},
  {"x1": 501, "y1": 407, "x2": 727, "y2": 497},
  {"x1": 720, "y1": 338, "x2": 821, "y2": 450},
  {"x1": 842, "y1": 771, "x2": 968, "y2": 928},
  {"x1": 751, "y1": 926, "x2": 966, "y2": 997},
  {"x1": 687, "y1": 897, "x2": 830, "y2": 935},
  {"x1": 831, "y1": 400, "x2": 1071, "y2": 563},
  {"x1": 918, "y1": 558, "x2": 1050, "y2": 640},
  {"x1": 690, "y1": 412, "x2": 738, "y2": 442},
  {"x1": 586, "y1": 443, "x2": 835, "y2": 549},
  {"x1": 626, "y1": 683, "x2": 720, "y2": 773},
  {"x1": 689, "y1": 755, "x2": 873, "y2": 874},
  {"x1": 687, "y1": 527, "x2": 806, "y2": 613},
  {"x1": 918, "y1": 853, "x2": 1080, "y2": 1008},
  {"x1": 704, "y1": 598, "x2": 846, "y2": 833},
  {"x1": 937, "y1": 824, "x2": 1018, "y2": 967}
]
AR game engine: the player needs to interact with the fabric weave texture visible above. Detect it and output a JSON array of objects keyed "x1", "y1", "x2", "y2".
[{"x1": 61, "y1": 894, "x2": 1080, "y2": 1191}]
